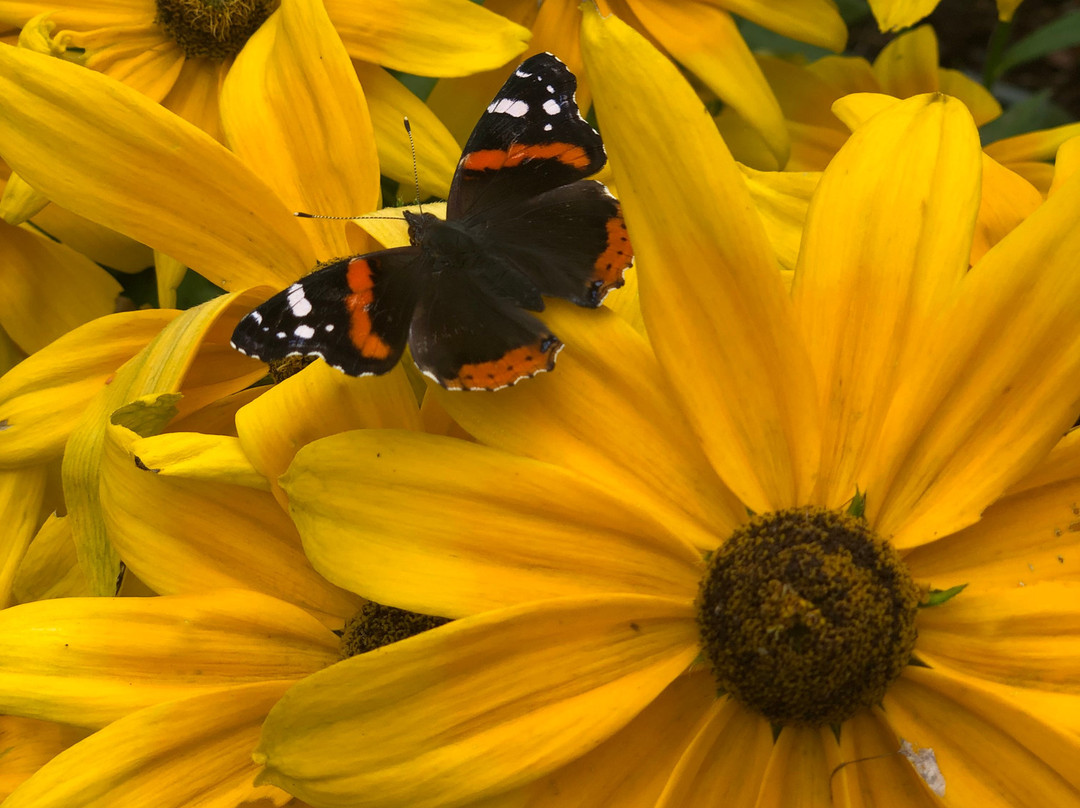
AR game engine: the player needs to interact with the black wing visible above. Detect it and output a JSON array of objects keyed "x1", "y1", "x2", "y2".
[
  {"x1": 471, "y1": 180, "x2": 631, "y2": 307},
  {"x1": 408, "y1": 267, "x2": 562, "y2": 391},
  {"x1": 447, "y1": 52, "x2": 606, "y2": 221},
  {"x1": 231, "y1": 248, "x2": 425, "y2": 377}
]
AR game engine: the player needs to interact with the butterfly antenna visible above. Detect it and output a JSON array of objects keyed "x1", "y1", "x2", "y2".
[{"x1": 403, "y1": 117, "x2": 423, "y2": 213}]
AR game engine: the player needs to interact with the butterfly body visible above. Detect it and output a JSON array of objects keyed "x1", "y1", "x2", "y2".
[{"x1": 232, "y1": 52, "x2": 633, "y2": 391}]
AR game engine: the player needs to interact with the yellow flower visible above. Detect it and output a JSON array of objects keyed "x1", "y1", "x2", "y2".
[
  {"x1": 0, "y1": 0, "x2": 528, "y2": 198},
  {"x1": 0, "y1": 589, "x2": 340, "y2": 807},
  {"x1": 717, "y1": 24, "x2": 1080, "y2": 194},
  {"x1": 428, "y1": 0, "x2": 847, "y2": 170},
  {"x1": 870, "y1": 0, "x2": 1024, "y2": 31},
  {"x1": 253, "y1": 12, "x2": 1080, "y2": 807}
]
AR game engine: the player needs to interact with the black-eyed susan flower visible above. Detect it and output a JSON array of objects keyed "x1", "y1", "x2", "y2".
[
  {"x1": 253, "y1": 11, "x2": 1080, "y2": 807},
  {"x1": 0, "y1": 0, "x2": 527, "y2": 197},
  {"x1": 0, "y1": 589, "x2": 341, "y2": 807},
  {"x1": 717, "y1": 24, "x2": 1080, "y2": 193},
  {"x1": 427, "y1": 0, "x2": 847, "y2": 170}
]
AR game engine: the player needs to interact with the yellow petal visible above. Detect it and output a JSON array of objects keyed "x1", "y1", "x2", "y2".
[
  {"x1": 256, "y1": 595, "x2": 698, "y2": 808},
  {"x1": 12, "y1": 514, "x2": 89, "y2": 604},
  {"x1": 831, "y1": 710, "x2": 941, "y2": 807},
  {"x1": 432, "y1": 303, "x2": 745, "y2": 550},
  {"x1": 0, "y1": 170, "x2": 48, "y2": 222},
  {"x1": 221, "y1": 0, "x2": 380, "y2": 259},
  {"x1": 656, "y1": 698, "x2": 772, "y2": 807},
  {"x1": 739, "y1": 165, "x2": 819, "y2": 272},
  {"x1": 29, "y1": 204, "x2": 152, "y2": 274},
  {"x1": 0, "y1": 589, "x2": 336, "y2": 728},
  {"x1": 997, "y1": 0, "x2": 1024, "y2": 21},
  {"x1": 0, "y1": 465, "x2": 47, "y2": 608},
  {"x1": 153, "y1": 251, "x2": 186, "y2": 311},
  {"x1": 101, "y1": 421, "x2": 359, "y2": 626},
  {"x1": 2, "y1": 681, "x2": 294, "y2": 808},
  {"x1": 353, "y1": 59, "x2": 459, "y2": 200},
  {"x1": 582, "y1": 10, "x2": 821, "y2": 512},
  {"x1": 794, "y1": 94, "x2": 980, "y2": 511},
  {"x1": 877, "y1": 143, "x2": 1080, "y2": 547},
  {"x1": 867, "y1": 0, "x2": 939, "y2": 32},
  {"x1": 755, "y1": 724, "x2": 833, "y2": 808},
  {"x1": 622, "y1": 0, "x2": 789, "y2": 169},
  {"x1": 984, "y1": 120, "x2": 1080, "y2": 165},
  {"x1": 62, "y1": 292, "x2": 266, "y2": 595},
  {"x1": 130, "y1": 432, "x2": 269, "y2": 491},
  {"x1": 1050, "y1": 135, "x2": 1080, "y2": 197},
  {"x1": 937, "y1": 68, "x2": 1001, "y2": 126},
  {"x1": 0, "y1": 225, "x2": 121, "y2": 354},
  {"x1": 885, "y1": 665, "x2": 1080, "y2": 805},
  {"x1": 916, "y1": 583, "x2": 1080, "y2": 690},
  {"x1": 903, "y1": 438, "x2": 1080, "y2": 590},
  {"x1": 285, "y1": 430, "x2": 703, "y2": 616},
  {"x1": 488, "y1": 672, "x2": 715, "y2": 808},
  {"x1": 325, "y1": 0, "x2": 529, "y2": 77},
  {"x1": 0, "y1": 44, "x2": 314, "y2": 289},
  {"x1": 720, "y1": 0, "x2": 846, "y2": 51},
  {"x1": 970, "y1": 154, "x2": 1043, "y2": 265},
  {"x1": 871, "y1": 25, "x2": 940, "y2": 97},
  {"x1": 0, "y1": 715, "x2": 87, "y2": 800},
  {"x1": 0, "y1": 310, "x2": 178, "y2": 468},
  {"x1": 236, "y1": 359, "x2": 420, "y2": 509},
  {"x1": 159, "y1": 56, "x2": 225, "y2": 143},
  {"x1": 165, "y1": 386, "x2": 265, "y2": 435}
]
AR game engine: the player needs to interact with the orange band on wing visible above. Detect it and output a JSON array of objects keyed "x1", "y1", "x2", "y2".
[
  {"x1": 461, "y1": 143, "x2": 592, "y2": 173},
  {"x1": 592, "y1": 212, "x2": 633, "y2": 298},
  {"x1": 443, "y1": 338, "x2": 562, "y2": 391},
  {"x1": 344, "y1": 257, "x2": 392, "y2": 360}
]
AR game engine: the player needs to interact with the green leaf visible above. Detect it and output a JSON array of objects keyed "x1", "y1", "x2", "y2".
[
  {"x1": 995, "y1": 10, "x2": 1080, "y2": 81},
  {"x1": 847, "y1": 488, "x2": 866, "y2": 519},
  {"x1": 919, "y1": 583, "x2": 967, "y2": 608}
]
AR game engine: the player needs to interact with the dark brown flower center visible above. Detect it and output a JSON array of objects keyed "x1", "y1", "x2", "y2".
[
  {"x1": 155, "y1": 0, "x2": 277, "y2": 59},
  {"x1": 340, "y1": 602, "x2": 450, "y2": 659},
  {"x1": 696, "y1": 507, "x2": 919, "y2": 726}
]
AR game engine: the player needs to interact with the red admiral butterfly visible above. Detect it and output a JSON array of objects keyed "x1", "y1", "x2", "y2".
[{"x1": 231, "y1": 53, "x2": 632, "y2": 391}]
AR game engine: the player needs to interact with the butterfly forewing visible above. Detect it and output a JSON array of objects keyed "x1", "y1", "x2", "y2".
[{"x1": 447, "y1": 53, "x2": 607, "y2": 220}]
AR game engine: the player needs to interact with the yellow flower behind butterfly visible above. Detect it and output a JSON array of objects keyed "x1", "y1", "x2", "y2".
[
  {"x1": 251, "y1": 11, "x2": 1080, "y2": 808},
  {"x1": 869, "y1": 0, "x2": 1024, "y2": 32}
]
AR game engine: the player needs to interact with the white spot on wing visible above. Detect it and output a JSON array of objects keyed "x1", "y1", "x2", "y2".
[
  {"x1": 294, "y1": 324, "x2": 316, "y2": 339},
  {"x1": 900, "y1": 741, "x2": 945, "y2": 797},
  {"x1": 546, "y1": 85, "x2": 554, "y2": 93},
  {"x1": 287, "y1": 283, "x2": 312, "y2": 317},
  {"x1": 542, "y1": 98, "x2": 561, "y2": 116},
  {"x1": 487, "y1": 98, "x2": 529, "y2": 117},
  {"x1": 276, "y1": 332, "x2": 286, "y2": 339},
  {"x1": 543, "y1": 124, "x2": 553, "y2": 131},
  {"x1": 325, "y1": 323, "x2": 335, "y2": 332},
  {"x1": 250, "y1": 310, "x2": 263, "y2": 324},
  {"x1": 515, "y1": 69, "x2": 532, "y2": 78}
]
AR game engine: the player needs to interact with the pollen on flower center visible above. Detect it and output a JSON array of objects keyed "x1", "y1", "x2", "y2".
[
  {"x1": 697, "y1": 507, "x2": 920, "y2": 726},
  {"x1": 339, "y1": 602, "x2": 450, "y2": 659},
  {"x1": 155, "y1": 0, "x2": 277, "y2": 59}
]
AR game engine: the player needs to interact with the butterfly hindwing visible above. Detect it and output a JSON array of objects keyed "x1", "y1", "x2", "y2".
[
  {"x1": 447, "y1": 52, "x2": 606, "y2": 220},
  {"x1": 469, "y1": 180, "x2": 631, "y2": 308},
  {"x1": 408, "y1": 266, "x2": 562, "y2": 391},
  {"x1": 231, "y1": 247, "x2": 423, "y2": 376}
]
